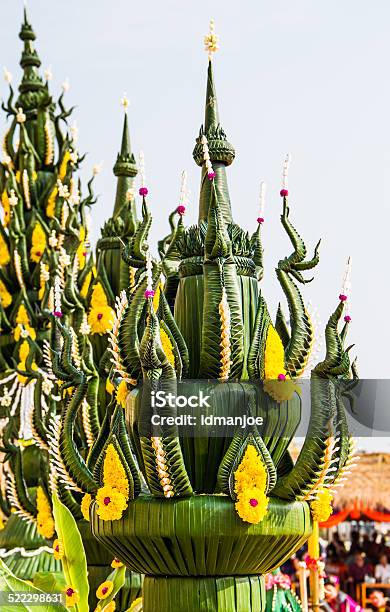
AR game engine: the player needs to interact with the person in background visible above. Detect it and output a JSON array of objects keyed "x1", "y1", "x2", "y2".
[
  {"x1": 366, "y1": 589, "x2": 390, "y2": 611},
  {"x1": 321, "y1": 576, "x2": 361, "y2": 611},
  {"x1": 347, "y1": 553, "x2": 373, "y2": 598},
  {"x1": 350, "y1": 531, "x2": 362, "y2": 555},
  {"x1": 327, "y1": 533, "x2": 347, "y2": 561},
  {"x1": 375, "y1": 555, "x2": 390, "y2": 584}
]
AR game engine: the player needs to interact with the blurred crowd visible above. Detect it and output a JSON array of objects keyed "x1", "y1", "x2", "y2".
[{"x1": 281, "y1": 529, "x2": 390, "y2": 610}]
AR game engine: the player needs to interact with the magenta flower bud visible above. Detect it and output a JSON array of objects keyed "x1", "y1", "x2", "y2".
[
  {"x1": 278, "y1": 373, "x2": 286, "y2": 381},
  {"x1": 344, "y1": 315, "x2": 351, "y2": 323},
  {"x1": 53, "y1": 311, "x2": 63, "y2": 318},
  {"x1": 139, "y1": 186, "x2": 148, "y2": 197},
  {"x1": 177, "y1": 205, "x2": 186, "y2": 215},
  {"x1": 280, "y1": 189, "x2": 289, "y2": 197},
  {"x1": 207, "y1": 171, "x2": 216, "y2": 180},
  {"x1": 144, "y1": 289, "x2": 155, "y2": 299},
  {"x1": 339, "y1": 294, "x2": 347, "y2": 302},
  {"x1": 257, "y1": 217, "x2": 264, "y2": 224}
]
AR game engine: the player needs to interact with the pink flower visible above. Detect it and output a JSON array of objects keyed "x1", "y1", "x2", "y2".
[
  {"x1": 144, "y1": 289, "x2": 155, "y2": 299},
  {"x1": 280, "y1": 189, "x2": 289, "y2": 197},
  {"x1": 139, "y1": 187, "x2": 148, "y2": 197},
  {"x1": 177, "y1": 205, "x2": 186, "y2": 215}
]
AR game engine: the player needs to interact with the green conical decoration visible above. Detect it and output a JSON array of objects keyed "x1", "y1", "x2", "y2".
[
  {"x1": 113, "y1": 108, "x2": 138, "y2": 216},
  {"x1": 193, "y1": 60, "x2": 235, "y2": 224}
]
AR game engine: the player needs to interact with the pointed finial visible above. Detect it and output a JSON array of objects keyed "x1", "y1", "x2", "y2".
[
  {"x1": 121, "y1": 92, "x2": 129, "y2": 113},
  {"x1": 280, "y1": 153, "x2": 291, "y2": 197},
  {"x1": 204, "y1": 19, "x2": 219, "y2": 60},
  {"x1": 257, "y1": 181, "x2": 266, "y2": 224}
]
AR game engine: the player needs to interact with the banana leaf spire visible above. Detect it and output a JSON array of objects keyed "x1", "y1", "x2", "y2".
[
  {"x1": 193, "y1": 22, "x2": 235, "y2": 225},
  {"x1": 17, "y1": 8, "x2": 50, "y2": 114},
  {"x1": 112, "y1": 97, "x2": 138, "y2": 217}
]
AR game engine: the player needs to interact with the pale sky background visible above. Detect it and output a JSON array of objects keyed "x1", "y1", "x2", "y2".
[{"x1": 0, "y1": 0, "x2": 389, "y2": 389}]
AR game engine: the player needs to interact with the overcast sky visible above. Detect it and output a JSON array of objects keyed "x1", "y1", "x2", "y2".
[{"x1": 1, "y1": 0, "x2": 389, "y2": 386}]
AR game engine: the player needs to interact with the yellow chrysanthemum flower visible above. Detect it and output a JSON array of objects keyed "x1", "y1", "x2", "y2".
[
  {"x1": 264, "y1": 325, "x2": 286, "y2": 380},
  {"x1": 90, "y1": 282, "x2": 109, "y2": 308},
  {"x1": 1, "y1": 190, "x2": 10, "y2": 226},
  {"x1": 129, "y1": 597, "x2": 143, "y2": 612},
  {"x1": 80, "y1": 271, "x2": 92, "y2": 299},
  {"x1": 0, "y1": 279, "x2": 12, "y2": 308},
  {"x1": 235, "y1": 487, "x2": 269, "y2": 524},
  {"x1": 0, "y1": 233, "x2": 10, "y2": 265},
  {"x1": 160, "y1": 327, "x2": 175, "y2": 367},
  {"x1": 106, "y1": 379, "x2": 114, "y2": 395},
  {"x1": 111, "y1": 558, "x2": 124, "y2": 569},
  {"x1": 18, "y1": 340, "x2": 30, "y2": 362},
  {"x1": 30, "y1": 222, "x2": 46, "y2": 263},
  {"x1": 103, "y1": 444, "x2": 129, "y2": 500},
  {"x1": 59, "y1": 150, "x2": 71, "y2": 181},
  {"x1": 88, "y1": 305, "x2": 115, "y2": 335},
  {"x1": 116, "y1": 379, "x2": 128, "y2": 408},
  {"x1": 234, "y1": 444, "x2": 268, "y2": 497},
  {"x1": 64, "y1": 586, "x2": 80, "y2": 608},
  {"x1": 76, "y1": 226, "x2": 87, "y2": 270},
  {"x1": 81, "y1": 493, "x2": 92, "y2": 522},
  {"x1": 96, "y1": 485, "x2": 127, "y2": 521},
  {"x1": 53, "y1": 538, "x2": 64, "y2": 560},
  {"x1": 263, "y1": 379, "x2": 299, "y2": 403},
  {"x1": 96, "y1": 580, "x2": 114, "y2": 600},
  {"x1": 310, "y1": 487, "x2": 333, "y2": 522},
  {"x1": 36, "y1": 486, "x2": 55, "y2": 539}
]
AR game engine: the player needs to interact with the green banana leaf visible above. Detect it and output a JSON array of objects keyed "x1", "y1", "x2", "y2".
[
  {"x1": 0, "y1": 558, "x2": 67, "y2": 612},
  {"x1": 52, "y1": 493, "x2": 89, "y2": 612}
]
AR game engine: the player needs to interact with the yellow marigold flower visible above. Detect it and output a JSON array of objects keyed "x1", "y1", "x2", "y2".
[
  {"x1": 103, "y1": 444, "x2": 129, "y2": 500},
  {"x1": 1, "y1": 190, "x2": 10, "y2": 226},
  {"x1": 96, "y1": 580, "x2": 114, "y2": 600},
  {"x1": 235, "y1": 487, "x2": 269, "y2": 525},
  {"x1": 234, "y1": 444, "x2": 268, "y2": 497},
  {"x1": 46, "y1": 186, "x2": 57, "y2": 218},
  {"x1": 264, "y1": 325, "x2": 286, "y2": 380},
  {"x1": 310, "y1": 488, "x2": 333, "y2": 522},
  {"x1": 102, "y1": 601, "x2": 116, "y2": 612},
  {"x1": 0, "y1": 232, "x2": 10, "y2": 265},
  {"x1": 53, "y1": 538, "x2": 64, "y2": 560},
  {"x1": 64, "y1": 586, "x2": 80, "y2": 608},
  {"x1": 111, "y1": 558, "x2": 124, "y2": 569},
  {"x1": 160, "y1": 327, "x2": 175, "y2": 367},
  {"x1": 59, "y1": 150, "x2": 71, "y2": 181},
  {"x1": 77, "y1": 226, "x2": 87, "y2": 270},
  {"x1": 106, "y1": 379, "x2": 114, "y2": 395},
  {"x1": 30, "y1": 222, "x2": 46, "y2": 263},
  {"x1": 81, "y1": 493, "x2": 92, "y2": 522},
  {"x1": 36, "y1": 486, "x2": 55, "y2": 539},
  {"x1": 116, "y1": 379, "x2": 128, "y2": 408},
  {"x1": 88, "y1": 305, "x2": 115, "y2": 335},
  {"x1": 96, "y1": 485, "x2": 127, "y2": 521},
  {"x1": 0, "y1": 279, "x2": 12, "y2": 308}
]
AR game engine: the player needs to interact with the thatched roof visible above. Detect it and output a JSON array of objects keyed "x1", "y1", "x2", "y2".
[{"x1": 332, "y1": 453, "x2": 390, "y2": 510}]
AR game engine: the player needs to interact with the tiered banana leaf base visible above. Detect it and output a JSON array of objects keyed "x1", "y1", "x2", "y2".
[
  {"x1": 91, "y1": 495, "x2": 312, "y2": 612},
  {"x1": 79, "y1": 520, "x2": 143, "y2": 610}
]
